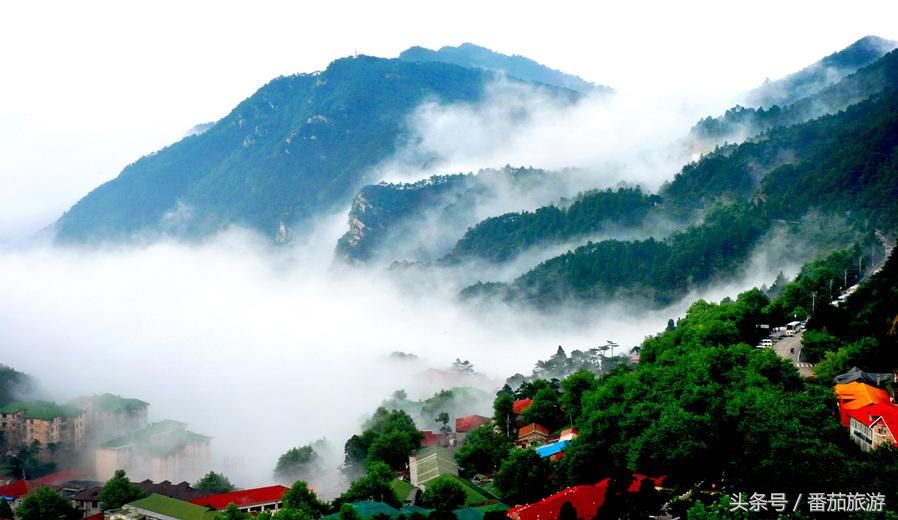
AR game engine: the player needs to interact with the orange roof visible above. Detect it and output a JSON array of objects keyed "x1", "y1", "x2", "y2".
[
  {"x1": 835, "y1": 382, "x2": 891, "y2": 410},
  {"x1": 835, "y1": 382, "x2": 892, "y2": 427},
  {"x1": 518, "y1": 423, "x2": 550, "y2": 438}
]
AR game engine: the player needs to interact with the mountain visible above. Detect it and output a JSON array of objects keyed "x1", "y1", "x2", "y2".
[
  {"x1": 399, "y1": 43, "x2": 610, "y2": 94},
  {"x1": 691, "y1": 37, "x2": 898, "y2": 146},
  {"x1": 464, "y1": 89, "x2": 898, "y2": 308},
  {"x1": 746, "y1": 35, "x2": 896, "y2": 107},
  {"x1": 336, "y1": 167, "x2": 579, "y2": 263},
  {"x1": 442, "y1": 187, "x2": 662, "y2": 265},
  {"x1": 55, "y1": 56, "x2": 579, "y2": 243}
]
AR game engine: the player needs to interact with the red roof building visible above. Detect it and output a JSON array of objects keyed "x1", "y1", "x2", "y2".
[
  {"x1": 455, "y1": 415, "x2": 490, "y2": 433},
  {"x1": 508, "y1": 479, "x2": 610, "y2": 519},
  {"x1": 0, "y1": 480, "x2": 29, "y2": 501},
  {"x1": 516, "y1": 423, "x2": 551, "y2": 448},
  {"x1": 190, "y1": 485, "x2": 288, "y2": 513},
  {"x1": 33, "y1": 469, "x2": 86, "y2": 487},
  {"x1": 420, "y1": 430, "x2": 449, "y2": 447},
  {"x1": 513, "y1": 399, "x2": 533, "y2": 415},
  {"x1": 846, "y1": 402, "x2": 898, "y2": 452}
]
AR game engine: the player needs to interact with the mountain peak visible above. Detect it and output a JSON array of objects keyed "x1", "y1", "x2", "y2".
[{"x1": 399, "y1": 43, "x2": 611, "y2": 94}]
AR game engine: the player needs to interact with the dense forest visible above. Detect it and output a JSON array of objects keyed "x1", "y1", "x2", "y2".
[
  {"x1": 56, "y1": 57, "x2": 581, "y2": 243},
  {"x1": 463, "y1": 87, "x2": 898, "y2": 308},
  {"x1": 443, "y1": 187, "x2": 660, "y2": 264}
]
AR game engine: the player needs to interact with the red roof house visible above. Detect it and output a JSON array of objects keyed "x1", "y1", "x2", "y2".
[
  {"x1": 0, "y1": 480, "x2": 29, "y2": 501},
  {"x1": 190, "y1": 485, "x2": 288, "y2": 512},
  {"x1": 33, "y1": 469, "x2": 87, "y2": 487},
  {"x1": 845, "y1": 402, "x2": 898, "y2": 451},
  {"x1": 508, "y1": 478, "x2": 610, "y2": 519},
  {"x1": 516, "y1": 423, "x2": 551, "y2": 448},
  {"x1": 513, "y1": 399, "x2": 533, "y2": 415},
  {"x1": 420, "y1": 430, "x2": 449, "y2": 447},
  {"x1": 455, "y1": 415, "x2": 490, "y2": 433}
]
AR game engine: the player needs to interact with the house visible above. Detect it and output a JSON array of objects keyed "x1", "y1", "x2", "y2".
[
  {"x1": 534, "y1": 440, "x2": 569, "y2": 461},
  {"x1": 515, "y1": 424, "x2": 550, "y2": 448},
  {"x1": 419, "y1": 430, "x2": 449, "y2": 448},
  {"x1": 135, "y1": 480, "x2": 214, "y2": 502},
  {"x1": 0, "y1": 401, "x2": 86, "y2": 452},
  {"x1": 409, "y1": 447, "x2": 458, "y2": 486},
  {"x1": 558, "y1": 428, "x2": 579, "y2": 442},
  {"x1": 69, "y1": 394, "x2": 149, "y2": 442},
  {"x1": 106, "y1": 493, "x2": 217, "y2": 520},
  {"x1": 626, "y1": 474, "x2": 666, "y2": 493},
  {"x1": 508, "y1": 479, "x2": 610, "y2": 519},
  {"x1": 846, "y1": 402, "x2": 898, "y2": 452},
  {"x1": 68, "y1": 484, "x2": 103, "y2": 517},
  {"x1": 95, "y1": 421, "x2": 211, "y2": 483},
  {"x1": 834, "y1": 367, "x2": 896, "y2": 387},
  {"x1": 455, "y1": 415, "x2": 490, "y2": 444},
  {"x1": 189, "y1": 485, "x2": 288, "y2": 514},
  {"x1": 834, "y1": 382, "x2": 893, "y2": 426},
  {"x1": 0, "y1": 469, "x2": 88, "y2": 511}
]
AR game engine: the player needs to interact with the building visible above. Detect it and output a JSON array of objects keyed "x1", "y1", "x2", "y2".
[
  {"x1": 0, "y1": 401, "x2": 86, "y2": 451},
  {"x1": 534, "y1": 440, "x2": 570, "y2": 461},
  {"x1": 515, "y1": 424, "x2": 550, "y2": 448},
  {"x1": 190, "y1": 485, "x2": 288, "y2": 514},
  {"x1": 508, "y1": 479, "x2": 610, "y2": 519},
  {"x1": 135, "y1": 480, "x2": 214, "y2": 502},
  {"x1": 95, "y1": 421, "x2": 211, "y2": 483},
  {"x1": 454, "y1": 415, "x2": 490, "y2": 444},
  {"x1": 846, "y1": 403, "x2": 898, "y2": 452},
  {"x1": 106, "y1": 493, "x2": 217, "y2": 520},
  {"x1": 558, "y1": 428, "x2": 579, "y2": 442},
  {"x1": 419, "y1": 430, "x2": 449, "y2": 448},
  {"x1": 69, "y1": 394, "x2": 149, "y2": 443},
  {"x1": 409, "y1": 447, "x2": 458, "y2": 486},
  {"x1": 834, "y1": 382, "x2": 892, "y2": 426},
  {"x1": 0, "y1": 469, "x2": 88, "y2": 511},
  {"x1": 834, "y1": 367, "x2": 896, "y2": 387}
]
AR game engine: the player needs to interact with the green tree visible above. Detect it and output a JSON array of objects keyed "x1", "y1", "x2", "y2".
[
  {"x1": 559, "y1": 370, "x2": 598, "y2": 426},
  {"x1": 435, "y1": 412, "x2": 451, "y2": 435},
  {"x1": 337, "y1": 460, "x2": 400, "y2": 508},
  {"x1": 15, "y1": 486, "x2": 81, "y2": 520},
  {"x1": 344, "y1": 408, "x2": 423, "y2": 472},
  {"x1": 421, "y1": 476, "x2": 466, "y2": 512},
  {"x1": 99, "y1": 469, "x2": 146, "y2": 511},
  {"x1": 494, "y1": 449, "x2": 552, "y2": 505},
  {"x1": 194, "y1": 471, "x2": 236, "y2": 494},
  {"x1": 339, "y1": 503, "x2": 361, "y2": 520},
  {"x1": 282, "y1": 480, "x2": 326, "y2": 516},
  {"x1": 0, "y1": 498, "x2": 12, "y2": 518},
  {"x1": 275, "y1": 444, "x2": 321, "y2": 481},
  {"x1": 522, "y1": 385, "x2": 565, "y2": 431},
  {"x1": 455, "y1": 425, "x2": 512, "y2": 477},
  {"x1": 220, "y1": 503, "x2": 250, "y2": 520},
  {"x1": 492, "y1": 391, "x2": 515, "y2": 438}
]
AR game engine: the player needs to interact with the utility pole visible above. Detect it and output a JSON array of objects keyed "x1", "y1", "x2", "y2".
[
  {"x1": 828, "y1": 279, "x2": 833, "y2": 297},
  {"x1": 844, "y1": 268, "x2": 848, "y2": 289},
  {"x1": 811, "y1": 291, "x2": 817, "y2": 314}
]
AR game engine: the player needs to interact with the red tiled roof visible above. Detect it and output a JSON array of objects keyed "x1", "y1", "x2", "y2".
[
  {"x1": 189, "y1": 485, "x2": 288, "y2": 509},
  {"x1": 517, "y1": 423, "x2": 550, "y2": 439},
  {"x1": 455, "y1": 415, "x2": 490, "y2": 433},
  {"x1": 626, "y1": 474, "x2": 666, "y2": 493},
  {"x1": 0, "y1": 480, "x2": 29, "y2": 499},
  {"x1": 846, "y1": 403, "x2": 898, "y2": 443},
  {"x1": 420, "y1": 430, "x2": 448, "y2": 447},
  {"x1": 513, "y1": 399, "x2": 533, "y2": 415},
  {"x1": 508, "y1": 478, "x2": 610, "y2": 519},
  {"x1": 33, "y1": 469, "x2": 86, "y2": 487}
]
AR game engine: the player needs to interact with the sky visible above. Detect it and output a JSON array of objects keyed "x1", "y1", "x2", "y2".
[{"x1": 1, "y1": 0, "x2": 897, "y2": 239}]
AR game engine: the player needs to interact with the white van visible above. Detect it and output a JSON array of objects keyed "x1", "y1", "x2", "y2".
[{"x1": 760, "y1": 339, "x2": 774, "y2": 347}]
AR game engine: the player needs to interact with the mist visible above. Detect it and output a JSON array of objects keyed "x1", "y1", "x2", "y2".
[{"x1": 375, "y1": 77, "x2": 735, "y2": 193}]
